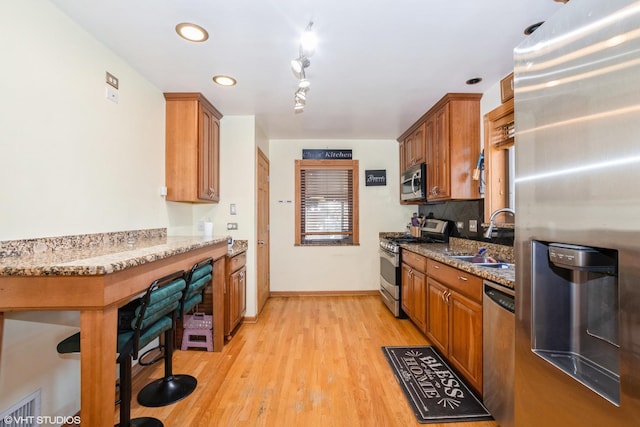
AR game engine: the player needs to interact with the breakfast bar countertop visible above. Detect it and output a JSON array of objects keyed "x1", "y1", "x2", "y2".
[
  {"x1": 0, "y1": 229, "x2": 230, "y2": 277},
  {"x1": 0, "y1": 228, "x2": 231, "y2": 426}
]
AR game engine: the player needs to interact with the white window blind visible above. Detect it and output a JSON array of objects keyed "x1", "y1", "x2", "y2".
[{"x1": 295, "y1": 160, "x2": 359, "y2": 245}]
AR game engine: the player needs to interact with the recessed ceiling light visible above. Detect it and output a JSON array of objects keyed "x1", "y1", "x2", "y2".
[
  {"x1": 212, "y1": 75, "x2": 237, "y2": 86},
  {"x1": 466, "y1": 77, "x2": 483, "y2": 85},
  {"x1": 175, "y1": 23, "x2": 209, "y2": 42}
]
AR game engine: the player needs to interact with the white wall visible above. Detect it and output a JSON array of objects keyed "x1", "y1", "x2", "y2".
[
  {"x1": 0, "y1": 2, "x2": 169, "y2": 241},
  {"x1": 481, "y1": 81, "x2": 503, "y2": 121},
  {"x1": 269, "y1": 139, "x2": 415, "y2": 292}
]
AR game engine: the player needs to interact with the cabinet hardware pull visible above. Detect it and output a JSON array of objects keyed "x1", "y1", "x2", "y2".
[
  {"x1": 457, "y1": 275, "x2": 468, "y2": 281},
  {"x1": 432, "y1": 265, "x2": 440, "y2": 269},
  {"x1": 258, "y1": 240, "x2": 264, "y2": 245}
]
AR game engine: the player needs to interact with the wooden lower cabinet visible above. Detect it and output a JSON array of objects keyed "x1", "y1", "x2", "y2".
[
  {"x1": 426, "y1": 279, "x2": 449, "y2": 352},
  {"x1": 401, "y1": 263, "x2": 427, "y2": 332},
  {"x1": 225, "y1": 252, "x2": 246, "y2": 338},
  {"x1": 401, "y1": 250, "x2": 428, "y2": 332},
  {"x1": 425, "y1": 259, "x2": 483, "y2": 395}
]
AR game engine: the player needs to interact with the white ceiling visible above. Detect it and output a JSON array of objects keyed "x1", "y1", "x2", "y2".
[{"x1": 49, "y1": 0, "x2": 564, "y2": 140}]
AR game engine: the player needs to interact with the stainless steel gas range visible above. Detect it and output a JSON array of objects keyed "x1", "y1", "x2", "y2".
[{"x1": 379, "y1": 219, "x2": 450, "y2": 317}]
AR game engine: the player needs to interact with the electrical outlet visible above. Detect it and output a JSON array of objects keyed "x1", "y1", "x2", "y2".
[
  {"x1": 197, "y1": 220, "x2": 204, "y2": 232},
  {"x1": 227, "y1": 222, "x2": 238, "y2": 230},
  {"x1": 105, "y1": 86, "x2": 119, "y2": 103},
  {"x1": 456, "y1": 221, "x2": 464, "y2": 231},
  {"x1": 469, "y1": 220, "x2": 478, "y2": 233}
]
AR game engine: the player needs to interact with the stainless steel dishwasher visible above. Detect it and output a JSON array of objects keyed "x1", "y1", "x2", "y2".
[{"x1": 483, "y1": 279, "x2": 515, "y2": 427}]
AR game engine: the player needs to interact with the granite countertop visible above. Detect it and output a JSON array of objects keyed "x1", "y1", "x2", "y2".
[
  {"x1": 228, "y1": 240, "x2": 248, "y2": 257},
  {"x1": 0, "y1": 228, "x2": 230, "y2": 277},
  {"x1": 380, "y1": 233, "x2": 515, "y2": 289}
]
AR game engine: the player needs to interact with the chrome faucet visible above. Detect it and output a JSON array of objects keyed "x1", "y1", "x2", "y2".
[{"x1": 484, "y1": 208, "x2": 515, "y2": 239}]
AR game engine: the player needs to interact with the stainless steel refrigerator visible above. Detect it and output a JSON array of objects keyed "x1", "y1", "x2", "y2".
[{"x1": 514, "y1": 0, "x2": 640, "y2": 425}]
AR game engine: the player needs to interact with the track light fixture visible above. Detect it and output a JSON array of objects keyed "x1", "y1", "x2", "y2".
[
  {"x1": 300, "y1": 22, "x2": 317, "y2": 57},
  {"x1": 290, "y1": 56, "x2": 310, "y2": 78},
  {"x1": 291, "y1": 21, "x2": 317, "y2": 113}
]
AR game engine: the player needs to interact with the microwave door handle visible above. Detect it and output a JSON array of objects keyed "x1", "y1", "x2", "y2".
[{"x1": 411, "y1": 172, "x2": 419, "y2": 195}]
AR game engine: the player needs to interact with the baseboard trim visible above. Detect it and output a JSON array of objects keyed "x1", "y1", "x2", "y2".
[
  {"x1": 242, "y1": 315, "x2": 258, "y2": 323},
  {"x1": 270, "y1": 290, "x2": 380, "y2": 297}
]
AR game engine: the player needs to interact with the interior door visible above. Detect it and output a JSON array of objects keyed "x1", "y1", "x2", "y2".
[{"x1": 256, "y1": 148, "x2": 270, "y2": 314}]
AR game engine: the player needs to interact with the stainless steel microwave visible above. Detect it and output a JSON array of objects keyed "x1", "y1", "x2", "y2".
[{"x1": 401, "y1": 163, "x2": 427, "y2": 202}]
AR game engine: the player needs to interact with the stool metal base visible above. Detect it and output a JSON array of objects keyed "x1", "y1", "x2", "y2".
[
  {"x1": 137, "y1": 374, "x2": 197, "y2": 407},
  {"x1": 115, "y1": 416, "x2": 163, "y2": 427}
]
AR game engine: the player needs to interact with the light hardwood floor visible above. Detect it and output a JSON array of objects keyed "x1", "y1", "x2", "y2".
[{"x1": 125, "y1": 296, "x2": 499, "y2": 426}]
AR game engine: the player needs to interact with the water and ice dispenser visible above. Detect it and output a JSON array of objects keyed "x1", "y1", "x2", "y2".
[{"x1": 531, "y1": 241, "x2": 619, "y2": 405}]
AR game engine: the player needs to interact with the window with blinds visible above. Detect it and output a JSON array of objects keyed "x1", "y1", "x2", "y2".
[{"x1": 295, "y1": 159, "x2": 359, "y2": 245}]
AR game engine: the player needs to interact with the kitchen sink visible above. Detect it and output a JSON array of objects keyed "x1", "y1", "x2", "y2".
[
  {"x1": 475, "y1": 262, "x2": 514, "y2": 269},
  {"x1": 450, "y1": 255, "x2": 513, "y2": 269}
]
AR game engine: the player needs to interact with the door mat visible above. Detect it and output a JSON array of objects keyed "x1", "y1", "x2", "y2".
[{"x1": 382, "y1": 346, "x2": 492, "y2": 424}]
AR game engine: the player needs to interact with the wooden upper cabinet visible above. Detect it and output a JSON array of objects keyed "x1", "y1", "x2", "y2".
[
  {"x1": 426, "y1": 104, "x2": 451, "y2": 200},
  {"x1": 165, "y1": 93, "x2": 223, "y2": 203},
  {"x1": 401, "y1": 123, "x2": 426, "y2": 171},
  {"x1": 483, "y1": 98, "x2": 514, "y2": 220},
  {"x1": 398, "y1": 93, "x2": 481, "y2": 203}
]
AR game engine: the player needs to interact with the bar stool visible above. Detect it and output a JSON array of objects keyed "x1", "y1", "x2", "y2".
[
  {"x1": 136, "y1": 257, "x2": 212, "y2": 407},
  {"x1": 57, "y1": 270, "x2": 187, "y2": 427}
]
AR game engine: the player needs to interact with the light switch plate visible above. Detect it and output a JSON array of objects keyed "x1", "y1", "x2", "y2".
[
  {"x1": 469, "y1": 220, "x2": 478, "y2": 233},
  {"x1": 106, "y1": 72, "x2": 119, "y2": 89}
]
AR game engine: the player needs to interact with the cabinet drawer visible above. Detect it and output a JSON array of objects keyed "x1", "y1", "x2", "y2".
[
  {"x1": 427, "y1": 260, "x2": 482, "y2": 302},
  {"x1": 402, "y1": 250, "x2": 427, "y2": 272},
  {"x1": 228, "y1": 252, "x2": 246, "y2": 273}
]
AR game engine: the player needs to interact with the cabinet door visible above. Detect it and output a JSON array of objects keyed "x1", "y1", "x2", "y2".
[
  {"x1": 399, "y1": 140, "x2": 408, "y2": 174},
  {"x1": 198, "y1": 104, "x2": 220, "y2": 202},
  {"x1": 429, "y1": 104, "x2": 451, "y2": 200},
  {"x1": 409, "y1": 124, "x2": 426, "y2": 166},
  {"x1": 412, "y1": 269, "x2": 427, "y2": 332},
  {"x1": 402, "y1": 135, "x2": 413, "y2": 170},
  {"x1": 426, "y1": 278, "x2": 449, "y2": 355},
  {"x1": 237, "y1": 266, "x2": 246, "y2": 321},
  {"x1": 401, "y1": 263, "x2": 413, "y2": 317},
  {"x1": 449, "y1": 290, "x2": 483, "y2": 394}
]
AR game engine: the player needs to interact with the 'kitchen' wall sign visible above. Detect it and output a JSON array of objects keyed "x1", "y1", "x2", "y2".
[{"x1": 302, "y1": 149, "x2": 352, "y2": 160}]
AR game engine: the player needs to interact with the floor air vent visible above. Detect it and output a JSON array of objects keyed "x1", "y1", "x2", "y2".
[{"x1": 0, "y1": 390, "x2": 41, "y2": 427}]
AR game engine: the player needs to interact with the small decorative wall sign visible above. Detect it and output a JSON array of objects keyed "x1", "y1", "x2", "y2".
[
  {"x1": 365, "y1": 169, "x2": 386, "y2": 186},
  {"x1": 302, "y1": 149, "x2": 352, "y2": 160}
]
